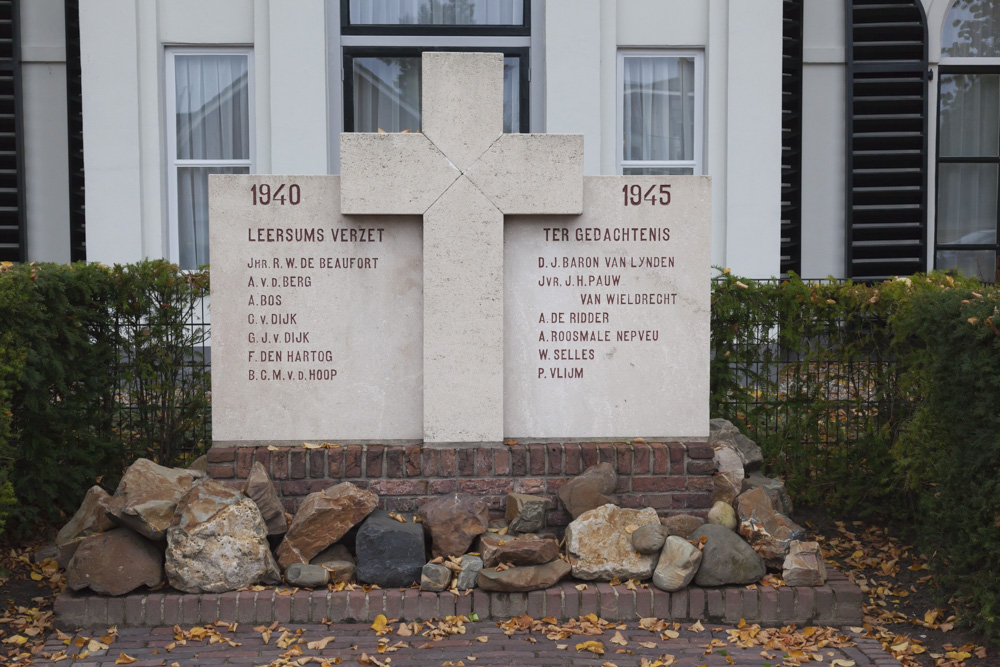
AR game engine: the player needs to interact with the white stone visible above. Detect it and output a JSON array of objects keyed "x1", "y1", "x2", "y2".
[
  {"x1": 421, "y1": 52, "x2": 503, "y2": 171},
  {"x1": 340, "y1": 133, "x2": 459, "y2": 215},
  {"x1": 503, "y1": 176, "x2": 711, "y2": 439},
  {"x1": 423, "y1": 176, "x2": 505, "y2": 442},
  {"x1": 465, "y1": 134, "x2": 584, "y2": 214},
  {"x1": 565, "y1": 504, "x2": 660, "y2": 581},
  {"x1": 209, "y1": 175, "x2": 423, "y2": 442},
  {"x1": 652, "y1": 535, "x2": 703, "y2": 592}
]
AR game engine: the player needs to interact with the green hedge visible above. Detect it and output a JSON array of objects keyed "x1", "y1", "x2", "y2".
[
  {"x1": 0, "y1": 260, "x2": 209, "y2": 534},
  {"x1": 711, "y1": 271, "x2": 1000, "y2": 639}
]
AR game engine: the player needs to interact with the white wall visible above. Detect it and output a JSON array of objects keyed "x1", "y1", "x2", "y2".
[
  {"x1": 21, "y1": 0, "x2": 70, "y2": 263},
  {"x1": 545, "y1": 0, "x2": 783, "y2": 278}
]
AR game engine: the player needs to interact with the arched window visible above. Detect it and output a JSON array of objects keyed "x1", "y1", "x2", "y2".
[{"x1": 936, "y1": 0, "x2": 1000, "y2": 282}]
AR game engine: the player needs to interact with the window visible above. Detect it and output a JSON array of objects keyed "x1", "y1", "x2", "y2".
[
  {"x1": 617, "y1": 51, "x2": 704, "y2": 176},
  {"x1": 339, "y1": 0, "x2": 530, "y2": 135},
  {"x1": 936, "y1": 0, "x2": 1000, "y2": 282},
  {"x1": 166, "y1": 48, "x2": 253, "y2": 269}
]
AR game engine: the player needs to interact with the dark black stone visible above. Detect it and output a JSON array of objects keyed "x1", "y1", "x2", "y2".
[{"x1": 355, "y1": 510, "x2": 425, "y2": 588}]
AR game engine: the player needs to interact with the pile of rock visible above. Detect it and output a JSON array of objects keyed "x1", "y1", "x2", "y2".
[{"x1": 53, "y1": 420, "x2": 826, "y2": 598}]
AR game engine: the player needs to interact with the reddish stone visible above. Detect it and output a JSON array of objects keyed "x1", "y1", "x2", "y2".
[
  {"x1": 207, "y1": 465, "x2": 234, "y2": 479},
  {"x1": 289, "y1": 451, "x2": 307, "y2": 479},
  {"x1": 276, "y1": 482, "x2": 378, "y2": 569},
  {"x1": 493, "y1": 448, "x2": 511, "y2": 475},
  {"x1": 564, "y1": 443, "x2": 581, "y2": 475},
  {"x1": 244, "y1": 461, "x2": 288, "y2": 535},
  {"x1": 475, "y1": 447, "x2": 492, "y2": 476},
  {"x1": 67, "y1": 529, "x2": 164, "y2": 596},
  {"x1": 416, "y1": 493, "x2": 489, "y2": 557},
  {"x1": 616, "y1": 443, "x2": 632, "y2": 474},
  {"x1": 632, "y1": 444, "x2": 651, "y2": 474},
  {"x1": 404, "y1": 445, "x2": 421, "y2": 477},
  {"x1": 345, "y1": 445, "x2": 363, "y2": 477},
  {"x1": 207, "y1": 447, "x2": 235, "y2": 463},
  {"x1": 308, "y1": 450, "x2": 326, "y2": 478},
  {"x1": 365, "y1": 445, "x2": 384, "y2": 477},
  {"x1": 385, "y1": 447, "x2": 404, "y2": 478},
  {"x1": 271, "y1": 450, "x2": 289, "y2": 480},
  {"x1": 236, "y1": 448, "x2": 255, "y2": 478}
]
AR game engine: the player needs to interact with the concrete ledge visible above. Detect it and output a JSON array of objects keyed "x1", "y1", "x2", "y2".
[{"x1": 55, "y1": 570, "x2": 861, "y2": 630}]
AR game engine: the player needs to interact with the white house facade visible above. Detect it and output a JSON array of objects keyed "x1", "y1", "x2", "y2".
[{"x1": 5, "y1": 0, "x2": 999, "y2": 283}]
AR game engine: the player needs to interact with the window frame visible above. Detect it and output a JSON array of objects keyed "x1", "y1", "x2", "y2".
[
  {"x1": 935, "y1": 39, "x2": 1000, "y2": 280},
  {"x1": 340, "y1": 0, "x2": 530, "y2": 37},
  {"x1": 164, "y1": 46, "x2": 255, "y2": 268},
  {"x1": 342, "y1": 45, "x2": 529, "y2": 132},
  {"x1": 616, "y1": 49, "x2": 705, "y2": 176}
]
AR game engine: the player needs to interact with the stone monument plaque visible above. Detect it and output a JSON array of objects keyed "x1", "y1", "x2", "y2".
[{"x1": 209, "y1": 52, "x2": 710, "y2": 446}]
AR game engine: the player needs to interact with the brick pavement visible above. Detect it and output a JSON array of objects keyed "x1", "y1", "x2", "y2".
[{"x1": 35, "y1": 620, "x2": 894, "y2": 666}]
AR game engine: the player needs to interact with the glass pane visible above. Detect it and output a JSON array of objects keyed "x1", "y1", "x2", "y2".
[
  {"x1": 936, "y1": 249, "x2": 998, "y2": 282},
  {"x1": 939, "y1": 74, "x2": 1000, "y2": 158},
  {"x1": 352, "y1": 55, "x2": 521, "y2": 133},
  {"x1": 942, "y1": 0, "x2": 1000, "y2": 58},
  {"x1": 353, "y1": 57, "x2": 422, "y2": 133},
  {"x1": 177, "y1": 166, "x2": 249, "y2": 269},
  {"x1": 349, "y1": 0, "x2": 523, "y2": 25},
  {"x1": 175, "y1": 55, "x2": 250, "y2": 160},
  {"x1": 623, "y1": 166, "x2": 694, "y2": 176},
  {"x1": 623, "y1": 56, "x2": 696, "y2": 163},
  {"x1": 937, "y1": 163, "x2": 998, "y2": 244}
]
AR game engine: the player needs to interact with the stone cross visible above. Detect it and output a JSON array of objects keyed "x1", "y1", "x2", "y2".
[{"x1": 341, "y1": 52, "x2": 583, "y2": 444}]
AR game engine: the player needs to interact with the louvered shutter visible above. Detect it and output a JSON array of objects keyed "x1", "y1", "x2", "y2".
[
  {"x1": 845, "y1": 0, "x2": 929, "y2": 280},
  {"x1": 0, "y1": 0, "x2": 23, "y2": 263},
  {"x1": 781, "y1": 0, "x2": 804, "y2": 277}
]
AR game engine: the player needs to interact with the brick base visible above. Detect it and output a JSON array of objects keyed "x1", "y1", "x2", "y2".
[
  {"x1": 206, "y1": 441, "x2": 715, "y2": 525},
  {"x1": 54, "y1": 570, "x2": 862, "y2": 629}
]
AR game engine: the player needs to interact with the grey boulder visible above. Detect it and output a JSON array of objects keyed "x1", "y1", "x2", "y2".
[
  {"x1": 690, "y1": 524, "x2": 766, "y2": 587},
  {"x1": 356, "y1": 510, "x2": 425, "y2": 588}
]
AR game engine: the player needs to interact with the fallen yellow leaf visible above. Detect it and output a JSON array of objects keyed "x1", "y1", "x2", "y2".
[
  {"x1": 114, "y1": 653, "x2": 138, "y2": 664},
  {"x1": 576, "y1": 640, "x2": 605, "y2": 655}
]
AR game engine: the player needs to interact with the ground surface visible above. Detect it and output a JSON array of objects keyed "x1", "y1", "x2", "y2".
[{"x1": 0, "y1": 514, "x2": 996, "y2": 667}]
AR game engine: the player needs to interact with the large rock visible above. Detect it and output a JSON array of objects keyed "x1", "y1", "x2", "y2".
[
  {"x1": 56, "y1": 485, "x2": 116, "y2": 546},
  {"x1": 66, "y1": 529, "x2": 164, "y2": 596},
  {"x1": 504, "y1": 493, "x2": 551, "y2": 533},
  {"x1": 565, "y1": 504, "x2": 659, "y2": 580},
  {"x1": 557, "y1": 463, "x2": 617, "y2": 519},
  {"x1": 691, "y1": 524, "x2": 766, "y2": 587},
  {"x1": 660, "y1": 514, "x2": 705, "y2": 538},
  {"x1": 416, "y1": 493, "x2": 489, "y2": 558},
  {"x1": 712, "y1": 446, "x2": 745, "y2": 505},
  {"x1": 736, "y1": 486, "x2": 806, "y2": 569},
  {"x1": 105, "y1": 459, "x2": 198, "y2": 541},
  {"x1": 456, "y1": 554, "x2": 483, "y2": 590},
  {"x1": 311, "y1": 543, "x2": 356, "y2": 584},
  {"x1": 286, "y1": 563, "x2": 330, "y2": 588},
  {"x1": 631, "y1": 524, "x2": 668, "y2": 555},
  {"x1": 420, "y1": 563, "x2": 451, "y2": 592},
  {"x1": 652, "y1": 536, "x2": 702, "y2": 592},
  {"x1": 243, "y1": 461, "x2": 288, "y2": 536},
  {"x1": 276, "y1": 483, "x2": 377, "y2": 569},
  {"x1": 710, "y1": 418, "x2": 764, "y2": 470},
  {"x1": 166, "y1": 482, "x2": 280, "y2": 593},
  {"x1": 356, "y1": 510, "x2": 425, "y2": 588},
  {"x1": 479, "y1": 533, "x2": 560, "y2": 568},
  {"x1": 707, "y1": 501, "x2": 737, "y2": 530},
  {"x1": 477, "y1": 559, "x2": 571, "y2": 592},
  {"x1": 782, "y1": 541, "x2": 827, "y2": 587},
  {"x1": 742, "y1": 471, "x2": 793, "y2": 516}
]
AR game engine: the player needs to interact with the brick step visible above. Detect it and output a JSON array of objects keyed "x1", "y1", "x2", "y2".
[{"x1": 55, "y1": 571, "x2": 862, "y2": 630}]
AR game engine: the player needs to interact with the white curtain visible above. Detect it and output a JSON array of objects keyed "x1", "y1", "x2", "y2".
[
  {"x1": 175, "y1": 55, "x2": 249, "y2": 160},
  {"x1": 353, "y1": 55, "x2": 520, "y2": 133},
  {"x1": 942, "y1": 0, "x2": 1000, "y2": 58},
  {"x1": 622, "y1": 56, "x2": 695, "y2": 163},
  {"x1": 174, "y1": 54, "x2": 250, "y2": 269},
  {"x1": 350, "y1": 0, "x2": 521, "y2": 25}
]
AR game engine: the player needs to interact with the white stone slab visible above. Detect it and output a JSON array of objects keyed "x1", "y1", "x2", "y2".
[
  {"x1": 503, "y1": 176, "x2": 712, "y2": 439},
  {"x1": 423, "y1": 175, "x2": 505, "y2": 443},
  {"x1": 466, "y1": 134, "x2": 584, "y2": 215},
  {"x1": 340, "y1": 133, "x2": 460, "y2": 215},
  {"x1": 209, "y1": 175, "x2": 423, "y2": 443},
  {"x1": 421, "y1": 52, "x2": 504, "y2": 171}
]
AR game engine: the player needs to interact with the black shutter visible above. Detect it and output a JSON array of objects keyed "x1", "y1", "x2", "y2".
[
  {"x1": 845, "y1": 0, "x2": 929, "y2": 280},
  {"x1": 0, "y1": 0, "x2": 24, "y2": 262},
  {"x1": 781, "y1": 0, "x2": 804, "y2": 277},
  {"x1": 65, "y1": 0, "x2": 85, "y2": 262}
]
